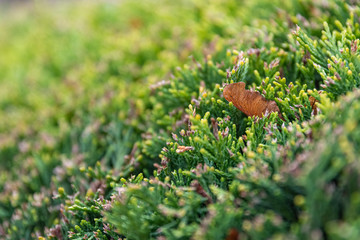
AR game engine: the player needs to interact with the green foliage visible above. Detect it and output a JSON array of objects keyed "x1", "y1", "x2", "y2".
[
  {"x1": 296, "y1": 90, "x2": 360, "y2": 239},
  {"x1": 295, "y1": 12, "x2": 360, "y2": 99},
  {"x1": 2, "y1": 0, "x2": 360, "y2": 239}
]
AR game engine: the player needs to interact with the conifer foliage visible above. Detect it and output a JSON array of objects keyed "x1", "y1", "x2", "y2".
[{"x1": 1, "y1": 0, "x2": 360, "y2": 239}]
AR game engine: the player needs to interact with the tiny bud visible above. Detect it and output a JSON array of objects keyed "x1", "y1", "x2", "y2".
[
  {"x1": 247, "y1": 151, "x2": 256, "y2": 159},
  {"x1": 58, "y1": 187, "x2": 65, "y2": 197},
  {"x1": 172, "y1": 133, "x2": 178, "y2": 141},
  {"x1": 294, "y1": 195, "x2": 305, "y2": 206},
  {"x1": 334, "y1": 72, "x2": 341, "y2": 80}
]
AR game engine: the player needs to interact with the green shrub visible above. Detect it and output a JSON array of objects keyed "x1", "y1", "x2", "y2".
[{"x1": 1, "y1": 0, "x2": 360, "y2": 239}]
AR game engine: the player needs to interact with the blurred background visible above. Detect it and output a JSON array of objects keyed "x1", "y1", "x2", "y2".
[
  {"x1": 0, "y1": 0, "x2": 313, "y2": 238},
  {"x1": 1, "y1": 0, "x2": 280, "y2": 235}
]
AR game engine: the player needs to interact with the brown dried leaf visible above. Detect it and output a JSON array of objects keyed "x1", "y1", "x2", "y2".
[
  {"x1": 223, "y1": 82, "x2": 282, "y2": 119},
  {"x1": 176, "y1": 146, "x2": 194, "y2": 153},
  {"x1": 309, "y1": 96, "x2": 318, "y2": 115},
  {"x1": 225, "y1": 228, "x2": 240, "y2": 240}
]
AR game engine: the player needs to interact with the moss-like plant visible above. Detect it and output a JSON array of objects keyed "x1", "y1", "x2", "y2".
[{"x1": 1, "y1": 0, "x2": 360, "y2": 239}]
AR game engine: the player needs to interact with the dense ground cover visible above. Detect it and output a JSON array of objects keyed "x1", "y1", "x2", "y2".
[{"x1": 1, "y1": 0, "x2": 360, "y2": 239}]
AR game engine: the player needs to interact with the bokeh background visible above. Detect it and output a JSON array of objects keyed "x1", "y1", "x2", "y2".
[{"x1": 2, "y1": 0, "x2": 360, "y2": 239}]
